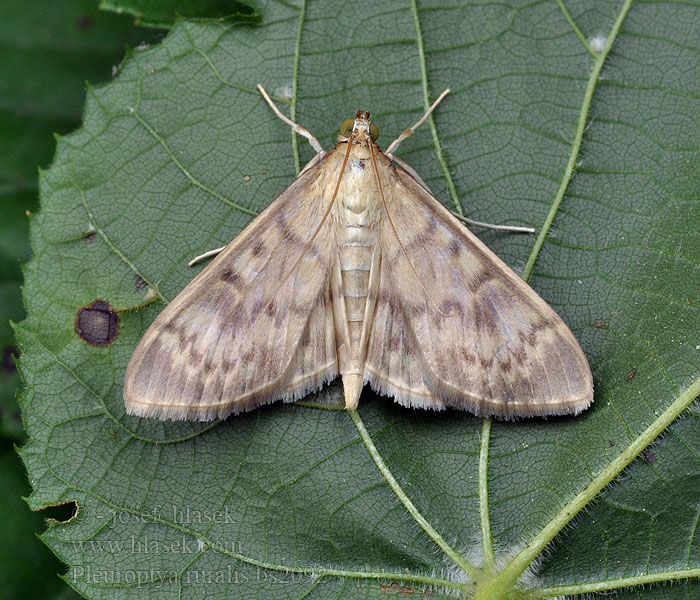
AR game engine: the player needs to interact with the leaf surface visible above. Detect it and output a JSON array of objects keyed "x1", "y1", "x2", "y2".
[
  {"x1": 18, "y1": 1, "x2": 700, "y2": 598},
  {"x1": 100, "y1": 0, "x2": 259, "y2": 28},
  {"x1": 0, "y1": 1, "x2": 161, "y2": 596}
]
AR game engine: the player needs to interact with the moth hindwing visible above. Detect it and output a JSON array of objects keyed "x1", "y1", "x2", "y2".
[{"x1": 124, "y1": 87, "x2": 593, "y2": 421}]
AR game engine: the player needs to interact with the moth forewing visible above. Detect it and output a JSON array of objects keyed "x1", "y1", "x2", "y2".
[
  {"x1": 124, "y1": 87, "x2": 593, "y2": 421},
  {"x1": 124, "y1": 163, "x2": 340, "y2": 420},
  {"x1": 365, "y1": 166, "x2": 593, "y2": 418}
]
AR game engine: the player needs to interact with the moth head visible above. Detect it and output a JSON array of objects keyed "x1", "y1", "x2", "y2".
[{"x1": 339, "y1": 110, "x2": 379, "y2": 143}]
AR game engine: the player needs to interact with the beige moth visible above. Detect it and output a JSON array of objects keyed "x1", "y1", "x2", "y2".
[{"x1": 124, "y1": 86, "x2": 593, "y2": 421}]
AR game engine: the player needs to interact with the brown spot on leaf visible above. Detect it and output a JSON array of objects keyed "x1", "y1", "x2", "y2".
[
  {"x1": 75, "y1": 300, "x2": 119, "y2": 346},
  {"x1": 84, "y1": 232, "x2": 96, "y2": 244},
  {"x1": 625, "y1": 367, "x2": 637, "y2": 382},
  {"x1": 591, "y1": 320, "x2": 609, "y2": 329},
  {"x1": 135, "y1": 275, "x2": 147, "y2": 290}
]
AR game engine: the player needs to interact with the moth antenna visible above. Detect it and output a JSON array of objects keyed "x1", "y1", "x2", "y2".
[
  {"x1": 262, "y1": 133, "x2": 355, "y2": 308},
  {"x1": 368, "y1": 143, "x2": 456, "y2": 319},
  {"x1": 257, "y1": 84, "x2": 325, "y2": 155},
  {"x1": 385, "y1": 88, "x2": 450, "y2": 156}
]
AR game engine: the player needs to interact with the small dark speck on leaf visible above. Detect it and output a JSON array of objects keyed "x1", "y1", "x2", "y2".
[
  {"x1": 642, "y1": 449, "x2": 656, "y2": 465},
  {"x1": 608, "y1": 440, "x2": 616, "y2": 447},
  {"x1": 625, "y1": 367, "x2": 637, "y2": 382},
  {"x1": 77, "y1": 15, "x2": 94, "y2": 29},
  {"x1": 84, "y1": 232, "x2": 96, "y2": 244},
  {"x1": 135, "y1": 275, "x2": 148, "y2": 290},
  {"x1": 2, "y1": 346, "x2": 17, "y2": 373},
  {"x1": 75, "y1": 300, "x2": 119, "y2": 346}
]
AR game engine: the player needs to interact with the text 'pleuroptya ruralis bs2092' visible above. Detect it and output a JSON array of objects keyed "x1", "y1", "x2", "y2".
[{"x1": 124, "y1": 86, "x2": 593, "y2": 421}]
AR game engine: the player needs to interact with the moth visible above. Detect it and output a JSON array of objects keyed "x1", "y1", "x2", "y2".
[{"x1": 124, "y1": 86, "x2": 593, "y2": 421}]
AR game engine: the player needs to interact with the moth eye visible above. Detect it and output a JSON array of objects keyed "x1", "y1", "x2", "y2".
[
  {"x1": 369, "y1": 122, "x2": 379, "y2": 141},
  {"x1": 340, "y1": 119, "x2": 354, "y2": 138}
]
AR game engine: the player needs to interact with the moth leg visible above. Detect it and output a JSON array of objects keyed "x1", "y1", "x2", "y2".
[
  {"x1": 390, "y1": 154, "x2": 534, "y2": 234},
  {"x1": 257, "y1": 84, "x2": 325, "y2": 156},
  {"x1": 385, "y1": 88, "x2": 450, "y2": 156},
  {"x1": 188, "y1": 245, "x2": 226, "y2": 267},
  {"x1": 451, "y1": 213, "x2": 535, "y2": 234}
]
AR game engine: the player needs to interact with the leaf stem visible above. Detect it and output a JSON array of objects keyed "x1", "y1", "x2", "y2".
[
  {"x1": 130, "y1": 110, "x2": 257, "y2": 216},
  {"x1": 475, "y1": 376, "x2": 700, "y2": 599},
  {"x1": 521, "y1": 0, "x2": 634, "y2": 283},
  {"x1": 531, "y1": 566, "x2": 700, "y2": 597},
  {"x1": 408, "y1": 0, "x2": 463, "y2": 215},
  {"x1": 555, "y1": 0, "x2": 596, "y2": 57},
  {"x1": 291, "y1": 0, "x2": 306, "y2": 175},
  {"x1": 478, "y1": 417, "x2": 496, "y2": 571},
  {"x1": 348, "y1": 409, "x2": 480, "y2": 580}
]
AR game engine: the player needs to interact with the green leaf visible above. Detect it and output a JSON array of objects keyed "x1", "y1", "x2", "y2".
[
  {"x1": 18, "y1": 1, "x2": 700, "y2": 598},
  {"x1": 99, "y1": 0, "x2": 259, "y2": 29},
  {"x1": 0, "y1": 0, "x2": 162, "y2": 596},
  {"x1": 0, "y1": 0, "x2": 161, "y2": 435}
]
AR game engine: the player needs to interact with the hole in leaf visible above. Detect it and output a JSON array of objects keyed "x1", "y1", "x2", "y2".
[
  {"x1": 42, "y1": 500, "x2": 80, "y2": 525},
  {"x1": 75, "y1": 300, "x2": 119, "y2": 346}
]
